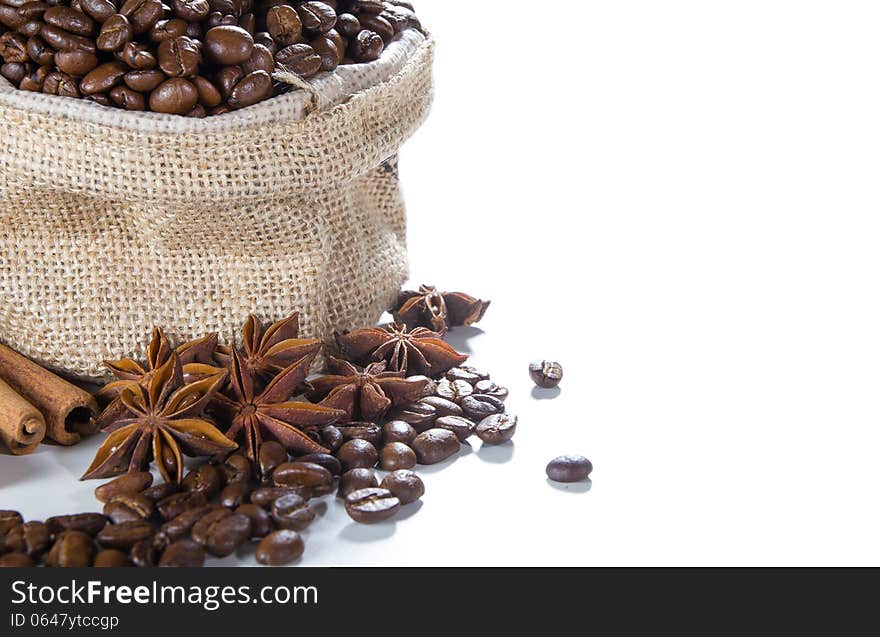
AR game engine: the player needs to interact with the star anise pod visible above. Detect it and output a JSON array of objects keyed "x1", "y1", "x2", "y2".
[
  {"x1": 82, "y1": 354, "x2": 234, "y2": 484},
  {"x1": 94, "y1": 328, "x2": 222, "y2": 430},
  {"x1": 392, "y1": 285, "x2": 490, "y2": 332},
  {"x1": 215, "y1": 313, "x2": 322, "y2": 390},
  {"x1": 307, "y1": 358, "x2": 432, "y2": 422},
  {"x1": 336, "y1": 323, "x2": 468, "y2": 377},
  {"x1": 210, "y1": 347, "x2": 345, "y2": 465}
]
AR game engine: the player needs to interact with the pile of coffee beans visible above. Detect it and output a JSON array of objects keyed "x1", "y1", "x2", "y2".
[{"x1": 0, "y1": 0, "x2": 422, "y2": 115}]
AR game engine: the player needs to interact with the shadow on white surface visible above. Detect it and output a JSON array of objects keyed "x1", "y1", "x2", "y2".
[
  {"x1": 531, "y1": 386, "x2": 562, "y2": 400},
  {"x1": 396, "y1": 500, "x2": 424, "y2": 520},
  {"x1": 477, "y1": 441, "x2": 515, "y2": 463},
  {"x1": 339, "y1": 521, "x2": 397, "y2": 542},
  {"x1": 442, "y1": 326, "x2": 484, "y2": 354},
  {"x1": 546, "y1": 478, "x2": 592, "y2": 494}
]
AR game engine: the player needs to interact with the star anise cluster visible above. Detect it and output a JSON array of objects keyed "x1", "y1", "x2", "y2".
[{"x1": 392, "y1": 285, "x2": 490, "y2": 332}]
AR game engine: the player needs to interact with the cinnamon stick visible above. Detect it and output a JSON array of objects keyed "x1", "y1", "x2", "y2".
[
  {"x1": 0, "y1": 344, "x2": 98, "y2": 446},
  {"x1": 0, "y1": 376, "x2": 45, "y2": 455}
]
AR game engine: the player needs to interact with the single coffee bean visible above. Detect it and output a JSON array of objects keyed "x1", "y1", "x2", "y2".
[
  {"x1": 149, "y1": 17, "x2": 187, "y2": 43},
  {"x1": 241, "y1": 42, "x2": 273, "y2": 74},
  {"x1": 0, "y1": 552, "x2": 34, "y2": 567},
  {"x1": 213, "y1": 482, "x2": 247, "y2": 509},
  {"x1": 434, "y1": 415, "x2": 476, "y2": 442},
  {"x1": 0, "y1": 32, "x2": 28, "y2": 62},
  {"x1": 18, "y1": 63, "x2": 50, "y2": 91},
  {"x1": 158, "y1": 505, "x2": 215, "y2": 542},
  {"x1": 266, "y1": 4, "x2": 301, "y2": 46},
  {"x1": 275, "y1": 42, "x2": 320, "y2": 77},
  {"x1": 4, "y1": 522, "x2": 50, "y2": 557},
  {"x1": 94, "y1": 471, "x2": 153, "y2": 503},
  {"x1": 43, "y1": 69, "x2": 80, "y2": 96},
  {"x1": 193, "y1": 511, "x2": 251, "y2": 557},
  {"x1": 360, "y1": 14, "x2": 392, "y2": 42},
  {"x1": 273, "y1": 461, "x2": 333, "y2": 494},
  {"x1": 204, "y1": 24, "x2": 253, "y2": 65},
  {"x1": 419, "y1": 396, "x2": 462, "y2": 418},
  {"x1": 350, "y1": 29, "x2": 383, "y2": 62},
  {"x1": 93, "y1": 548, "x2": 130, "y2": 567},
  {"x1": 460, "y1": 394, "x2": 505, "y2": 421},
  {"x1": 118, "y1": 41, "x2": 155, "y2": 69},
  {"x1": 86, "y1": 92, "x2": 111, "y2": 105},
  {"x1": 0, "y1": 5, "x2": 27, "y2": 31},
  {"x1": 79, "y1": 60, "x2": 126, "y2": 94},
  {"x1": 350, "y1": 0, "x2": 383, "y2": 16},
  {"x1": 449, "y1": 365, "x2": 490, "y2": 382},
  {"x1": 219, "y1": 453, "x2": 253, "y2": 485},
  {"x1": 297, "y1": 1, "x2": 335, "y2": 34},
  {"x1": 40, "y1": 24, "x2": 96, "y2": 52},
  {"x1": 96, "y1": 14, "x2": 132, "y2": 52},
  {"x1": 149, "y1": 77, "x2": 198, "y2": 114},
  {"x1": 250, "y1": 486, "x2": 310, "y2": 508},
  {"x1": 129, "y1": 538, "x2": 159, "y2": 567},
  {"x1": 296, "y1": 453, "x2": 341, "y2": 476},
  {"x1": 123, "y1": 68, "x2": 164, "y2": 91},
  {"x1": 1, "y1": 61, "x2": 31, "y2": 84},
  {"x1": 255, "y1": 440, "x2": 286, "y2": 480},
  {"x1": 380, "y1": 469, "x2": 424, "y2": 505},
  {"x1": 235, "y1": 503, "x2": 272, "y2": 537},
  {"x1": 318, "y1": 424, "x2": 343, "y2": 452},
  {"x1": 345, "y1": 487, "x2": 399, "y2": 524},
  {"x1": 172, "y1": 0, "x2": 209, "y2": 21},
  {"x1": 18, "y1": 20, "x2": 44, "y2": 38},
  {"x1": 43, "y1": 6, "x2": 95, "y2": 36},
  {"x1": 214, "y1": 63, "x2": 241, "y2": 99},
  {"x1": 109, "y1": 84, "x2": 145, "y2": 109},
  {"x1": 476, "y1": 413, "x2": 517, "y2": 445},
  {"x1": 96, "y1": 520, "x2": 154, "y2": 550},
  {"x1": 80, "y1": 0, "x2": 116, "y2": 23},
  {"x1": 271, "y1": 493, "x2": 315, "y2": 531},
  {"x1": 54, "y1": 48, "x2": 97, "y2": 75},
  {"x1": 338, "y1": 422, "x2": 383, "y2": 446},
  {"x1": 156, "y1": 491, "x2": 207, "y2": 521},
  {"x1": 412, "y1": 429, "x2": 460, "y2": 465},
  {"x1": 182, "y1": 463, "x2": 224, "y2": 497},
  {"x1": 119, "y1": 0, "x2": 163, "y2": 35},
  {"x1": 435, "y1": 379, "x2": 473, "y2": 403},
  {"x1": 256, "y1": 529, "x2": 304, "y2": 565},
  {"x1": 46, "y1": 530, "x2": 95, "y2": 567},
  {"x1": 157, "y1": 35, "x2": 200, "y2": 77},
  {"x1": 529, "y1": 361, "x2": 563, "y2": 389},
  {"x1": 335, "y1": 12, "x2": 359, "y2": 39},
  {"x1": 141, "y1": 482, "x2": 178, "y2": 502},
  {"x1": 389, "y1": 401, "x2": 436, "y2": 432},
  {"x1": 473, "y1": 380, "x2": 508, "y2": 402},
  {"x1": 382, "y1": 420, "x2": 416, "y2": 445},
  {"x1": 546, "y1": 455, "x2": 593, "y2": 483},
  {"x1": 379, "y1": 441, "x2": 416, "y2": 471},
  {"x1": 337, "y1": 468, "x2": 378, "y2": 499},
  {"x1": 103, "y1": 493, "x2": 154, "y2": 523},
  {"x1": 26, "y1": 35, "x2": 53, "y2": 66},
  {"x1": 240, "y1": 11, "x2": 255, "y2": 34},
  {"x1": 335, "y1": 438, "x2": 378, "y2": 471},
  {"x1": 310, "y1": 34, "x2": 339, "y2": 71},
  {"x1": 380, "y1": 7, "x2": 408, "y2": 33},
  {"x1": 0, "y1": 511, "x2": 23, "y2": 535},
  {"x1": 159, "y1": 539, "x2": 205, "y2": 566}
]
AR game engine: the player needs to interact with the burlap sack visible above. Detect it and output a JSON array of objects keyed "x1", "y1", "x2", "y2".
[{"x1": 0, "y1": 31, "x2": 434, "y2": 382}]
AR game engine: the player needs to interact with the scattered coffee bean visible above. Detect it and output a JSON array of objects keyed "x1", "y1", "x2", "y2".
[
  {"x1": 337, "y1": 468, "x2": 378, "y2": 499},
  {"x1": 158, "y1": 505, "x2": 216, "y2": 542},
  {"x1": 235, "y1": 503, "x2": 272, "y2": 538},
  {"x1": 79, "y1": 60, "x2": 126, "y2": 94},
  {"x1": 258, "y1": 440, "x2": 288, "y2": 480},
  {"x1": 389, "y1": 401, "x2": 436, "y2": 432},
  {"x1": 459, "y1": 394, "x2": 505, "y2": 421},
  {"x1": 156, "y1": 491, "x2": 208, "y2": 521},
  {"x1": 256, "y1": 529, "x2": 303, "y2": 566},
  {"x1": 93, "y1": 548, "x2": 130, "y2": 567},
  {"x1": 434, "y1": 415, "x2": 476, "y2": 442},
  {"x1": 141, "y1": 482, "x2": 179, "y2": 502},
  {"x1": 54, "y1": 49, "x2": 98, "y2": 77},
  {"x1": 149, "y1": 77, "x2": 198, "y2": 114},
  {"x1": 473, "y1": 379, "x2": 509, "y2": 402},
  {"x1": 529, "y1": 361, "x2": 563, "y2": 389},
  {"x1": 220, "y1": 453, "x2": 253, "y2": 484},
  {"x1": 318, "y1": 425, "x2": 343, "y2": 452},
  {"x1": 129, "y1": 538, "x2": 159, "y2": 567},
  {"x1": 94, "y1": 471, "x2": 152, "y2": 503},
  {"x1": 271, "y1": 493, "x2": 315, "y2": 531},
  {"x1": 96, "y1": 520, "x2": 155, "y2": 550},
  {"x1": 45, "y1": 530, "x2": 95, "y2": 567},
  {"x1": 296, "y1": 453, "x2": 342, "y2": 476},
  {"x1": 192, "y1": 510, "x2": 251, "y2": 557},
  {"x1": 228, "y1": 69, "x2": 272, "y2": 109},
  {"x1": 275, "y1": 42, "x2": 321, "y2": 77},
  {"x1": 380, "y1": 469, "x2": 424, "y2": 505},
  {"x1": 4, "y1": 522, "x2": 50, "y2": 557},
  {"x1": 297, "y1": 1, "x2": 336, "y2": 34},
  {"x1": 419, "y1": 396, "x2": 462, "y2": 418},
  {"x1": 546, "y1": 455, "x2": 592, "y2": 483},
  {"x1": 382, "y1": 420, "x2": 416, "y2": 445},
  {"x1": 379, "y1": 441, "x2": 416, "y2": 471},
  {"x1": 204, "y1": 24, "x2": 252, "y2": 65},
  {"x1": 338, "y1": 422, "x2": 383, "y2": 446},
  {"x1": 266, "y1": 4, "x2": 301, "y2": 46},
  {"x1": 250, "y1": 486, "x2": 311, "y2": 508},
  {"x1": 159, "y1": 539, "x2": 206, "y2": 566},
  {"x1": 45, "y1": 512, "x2": 107, "y2": 536},
  {"x1": 344, "y1": 487, "x2": 398, "y2": 524},
  {"x1": 335, "y1": 438, "x2": 378, "y2": 471},
  {"x1": 103, "y1": 493, "x2": 154, "y2": 524},
  {"x1": 435, "y1": 379, "x2": 473, "y2": 403},
  {"x1": 273, "y1": 461, "x2": 333, "y2": 495},
  {"x1": 412, "y1": 429, "x2": 460, "y2": 465},
  {"x1": 218, "y1": 481, "x2": 252, "y2": 509},
  {"x1": 476, "y1": 413, "x2": 517, "y2": 445}
]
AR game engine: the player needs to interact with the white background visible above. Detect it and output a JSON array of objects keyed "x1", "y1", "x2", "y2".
[{"x1": 3, "y1": 0, "x2": 880, "y2": 565}]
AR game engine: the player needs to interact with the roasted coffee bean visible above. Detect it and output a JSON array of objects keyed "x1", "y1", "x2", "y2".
[
  {"x1": 335, "y1": 12, "x2": 358, "y2": 38},
  {"x1": 42, "y1": 68, "x2": 77, "y2": 94},
  {"x1": 79, "y1": 60, "x2": 126, "y2": 93},
  {"x1": 119, "y1": 40, "x2": 155, "y2": 69},
  {"x1": 250, "y1": 486, "x2": 310, "y2": 508},
  {"x1": 271, "y1": 493, "x2": 315, "y2": 531},
  {"x1": 256, "y1": 529, "x2": 303, "y2": 565},
  {"x1": 241, "y1": 41, "x2": 273, "y2": 74},
  {"x1": 546, "y1": 455, "x2": 592, "y2": 483},
  {"x1": 256, "y1": 440, "x2": 287, "y2": 480},
  {"x1": 18, "y1": 20, "x2": 44, "y2": 38},
  {"x1": 446, "y1": 367, "x2": 481, "y2": 384},
  {"x1": 158, "y1": 539, "x2": 205, "y2": 566},
  {"x1": 436, "y1": 379, "x2": 473, "y2": 403},
  {"x1": 103, "y1": 493, "x2": 154, "y2": 523},
  {"x1": 350, "y1": 0, "x2": 383, "y2": 16},
  {"x1": 20, "y1": 2, "x2": 52, "y2": 21},
  {"x1": 214, "y1": 63, "x2": 241, "y2": 99},
  {"x1": 204, "y1": 24, "x2": 252, "y2": 65},
  {"x1": 253, "y1": 30, "x2": 275, "y2": 54},
  {"x1": 193, "y1": 510, "x2": 251, "y2": 557},
  {"x1": 473, "y1": 380, "x2": 508, "y2": 402},
  {"x1": 80, "y1": 0, "x2": 116, "y2": 23},
  {"x1": 4, "y1": 522, "x2": 50, "y2": 557},
  {"x1": 296, "y1": 452, "x2": 341, "y2": 476},
  {"x1": 149, "y1": 17, "x2": 187, "y2": 42},
  {"x1": 335, "y1": 438, "x2": 378, "y2": 471},
  {"x1": 0, "y1": 511, "x2": 23, "y2": 535},
  {"x1": 157, "y1": 35, "x2": 200, "y2": 77},
  {"x1": 318, "y1": 424, "x2": 343, "y2": 452},
  {"x1": 265, "y1": 3, "x2": 300, "y2": 46},
  {"x1": 86, "y1": 91, "x2": 111, "y2": 104},
  {"x1": 297, "y1": 1, "x2": 335, "y2": 33},
  {"x1": 338, "y1": 422, "x2": 383, "y2": 446},
  {"x1": 273, "y1": 461, "x2": 333, "y2": 493},
  {"x1": 389, "y1": 401, "x2": 436, "y2": 432},
  {"x1": 419, "y1": 396, "x2": 462, "y2": 418},
  {"x1": 380, "y1": 469, "x2": 423, "y2": 505},
  {"x1": 382, "y1": 420, "x2": 416, "y2": 445},
  {"x1": 123, "y1": 68, "x2": 163, "y2": 90},
  {"x1": 149, "y1": 77, "x2": 198, "y2": 113},
  {"x1": 310, "y1": 33, "x2": 338, "y2": 71},
  {"x1": 141, "y1": 482, "x2": 179, "y2": 502},
  {"x1": 350, "y1": 29, "x2": 382, "y2": 62},
  {"x1": 218, "y1": 481, "x2": 251, "y2": 508},
  {"x1": 0, "y1": 32, "x2": 28, "y2": 62},
  {"x1": 18, "y1": 63, "x2": 49, "y2": 90},
  {"x1": 380, "y1": 7, "x2": 407, "y2": 33},
  {"x1": 26, "y1": 35, "x2": 52, "y2": 65},
  {"x1": 119, "y1": 0, "x2": 163, "y2": 35},
  {"x1": 40, "y1": 23, "x2": 96, "y2": 51},
  {"x1": 156, "y1": 490, "x2": 207, "y2": 521},
  {"x1": 45, "y1": 531, "x2": 95, "y2": 567},
  {"x1": 337, "y1": 467, "x2": 377, "y2": 499},
  {"x1": 95, "y1": 471, "x2": 153, "y2": 503},
  {"x1": 345, "y1": 487, "x2": 398, "y2": 524},
  {"x1": 240, "y1": 11, "x2": 254, "y2": 34},
  {"x1": 130, "y1": 538, "x2": 159, "y2": 567},
  {"x1": 434, "y1": 415, "x2": 476, "y2": 442},
  {"x1": 96, "y1": 14, "x2": 132, "y2": 52},
  {"x1": 360, "y1": 14, "x2": 391, "y2": 42},
  {"x1": 1, "y1": 61, "x2": 31, "y2": 84},
  {"x1": 412, "y1": 428, "x2": 460, "y2": 465},
  {"x1": 219, "y1": 453, "x2": 253, "y2": 484},
  {"x1": 172, "y1": 0, "x2": 208, "y2": 21},
  {"x1": 54, "y1": 48, "x2": 97, "y2": 75},
  {"x1": 96, "y1": 520, "x2": 154, "y2": 550},
  {"x1": 43, "y1": 6, "x2": 95, "y2": 36},
  {"x1": 182, "y1": 463, "x2": 224, "y2": 497},
  {"x1": 158, "y1": 505, "x2": 215, "y2": 542},
  {"x1": 476, "y1": 413, "x2": 517, "y2": 445},
  {"x1": 109, "y1": 84, "x2": 144, "y2": 109},
  {"x1": 0, "y1": 552, "x2": 34, "y2": 567},
  {"x1": 529, "y1": 361, "x2": 563, "y2": 389},
  {"x1": 93, "y1": 548, "x2": 130, "y2": 567},
  {"x1": 379, "y1": 441, "x2": 416, "y2": 471},
  {"x1": 0, "y1": 5, "x2": 27, "y2": 31},
  {"x1": 186, "y1": 102, "x2": 205, "y2": 116},
  {"x1": 274, "y1": 42, "x2": 320, "y2": 77},
  {"x1": 235, "y1": 503, "x2": 272, "y2": 537},
  {"x1": 460, "y1": 394, "x2": 504, "y2": 421},
  {"x1": 228, "y1": 67, "x2": 271, "y2": 109}
]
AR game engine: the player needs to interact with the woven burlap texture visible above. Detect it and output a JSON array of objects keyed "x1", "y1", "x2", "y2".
[{"x1": 0, "y1": 33, "x2": 434, "y2": 382}]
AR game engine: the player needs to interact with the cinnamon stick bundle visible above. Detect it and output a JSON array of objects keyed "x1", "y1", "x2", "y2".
[
  {"x1": 0, "y1": 344, "x2": 98, "y2": 446},
  {"x1": 0, "y1": 376, "x2": 45, "y2": 455}
]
